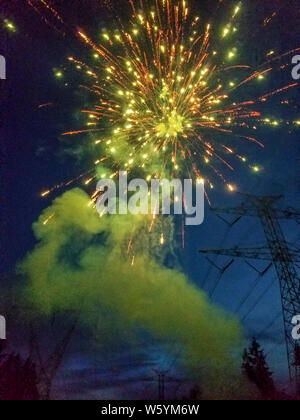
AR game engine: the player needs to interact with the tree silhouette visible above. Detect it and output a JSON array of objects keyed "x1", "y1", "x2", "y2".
[
  {"x1": 0, "y1": 347, "x2": 40, "y2": 400},
  {"x1": 189, "y1": 384, "x2": 202, "y2": 400},
  {"x1": 242, "y1": 338, "x2": 275, "y2": 399}
]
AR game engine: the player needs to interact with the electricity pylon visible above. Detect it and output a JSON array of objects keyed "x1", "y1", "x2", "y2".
[
  {"x1": 157, "y1": 371, "x2": 166, "y2": 400},
  {"x1": 29, "y1": 315, "x2": 78, "y2": 400},
  {"x1": 199, "y1": 193, "x2": 300, "y2": 394}
]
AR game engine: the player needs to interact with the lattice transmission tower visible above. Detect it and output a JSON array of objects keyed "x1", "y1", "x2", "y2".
[{"x1": 199, "y1": 193, "x2": 300, "y2": 394}]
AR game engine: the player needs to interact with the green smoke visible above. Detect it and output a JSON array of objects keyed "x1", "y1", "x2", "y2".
[{"x1": 20, "y1": 188, "x2": 242, "y2": 367}]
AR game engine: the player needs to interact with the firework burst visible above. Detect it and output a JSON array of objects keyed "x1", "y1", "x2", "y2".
[
  {"x1": 25, "y1": 0, "x2": 299, "y2": 200},
  {"x1": 52, "y1": 0, "x2": 297, "y2": 198}
]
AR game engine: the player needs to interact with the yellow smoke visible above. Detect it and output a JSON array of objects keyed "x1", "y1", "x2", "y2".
[{"x1": 20, "y1": 188, "x2": 242, "y2": 367}]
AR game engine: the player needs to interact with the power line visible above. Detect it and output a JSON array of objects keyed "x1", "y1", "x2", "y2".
[
  {"x1": 199, "y1": 193, "x2": 300, "y2": 394},
  {"x1": 256, "y1": 311, "x2": 283, "y2": 340},
  {"x1": 206, "y1": 258, "x2": 234, "y2": 299},
  {"x1": 201, "y1": 225, "x2": 232, "y2": 289},
  {"x1": 235, "y1": 262, "x2": 272, "y2": 314},
  {"x1": 241, "y1": 278, "x2": 277, "y2": 323}
]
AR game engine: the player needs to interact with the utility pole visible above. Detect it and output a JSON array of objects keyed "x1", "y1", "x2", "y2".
[
  {"x1": 199, "y1": 193, "x2": 300, "y2": 394},
  {"x1": 153, "y1": 369, "x2": 168, "y2": 400},
  {"x1": 158, "y1": 372, "x2": 166, "y2": 400},
  {"x1": 29, "y1": 315, "x2": 78, "y2": 400}
]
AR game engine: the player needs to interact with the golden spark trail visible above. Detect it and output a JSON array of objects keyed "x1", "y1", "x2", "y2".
[{"x1": 26, "y1": 0, "x2": 299, "y2": 200}]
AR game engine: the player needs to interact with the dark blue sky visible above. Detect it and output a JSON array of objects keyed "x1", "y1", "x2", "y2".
[{"x1": 1, "y1": 0, "x2": 300, "y2": 399}]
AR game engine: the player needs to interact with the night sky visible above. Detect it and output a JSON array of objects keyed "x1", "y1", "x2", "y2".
[{"x1": 1, "y1": 0, "x2": 300, "y2": 399}]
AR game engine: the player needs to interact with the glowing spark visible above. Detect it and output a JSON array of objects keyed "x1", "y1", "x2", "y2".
[
  {"x1": 43, "y1": 213, "x2": 55, "y2": 225},
  {"x1": 41, "y1": 190, "x2": 51, "y2": 197},
  {"x1": 30, "y1": 0, "x2": 299, "y2": 196},
  {"x1": 4, "y1": 19, "x2": 16, "y2": 32}
]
